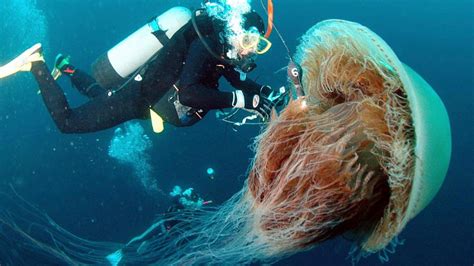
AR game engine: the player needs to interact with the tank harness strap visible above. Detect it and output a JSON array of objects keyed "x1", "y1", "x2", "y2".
[
  {"x1": 149, "y1": 17, "x2": 171, "y2": 46},
  {"x1": 152, "y1": 30, "x2": 171, "y2": 47}
]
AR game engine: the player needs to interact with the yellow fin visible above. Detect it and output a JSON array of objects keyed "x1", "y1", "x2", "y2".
[
  {"x1": 150, "y1": 109, "x2": 164, "y2": 133},
  {"x1": 0, "y1": 43, "x2": 43, "y2": 79}
]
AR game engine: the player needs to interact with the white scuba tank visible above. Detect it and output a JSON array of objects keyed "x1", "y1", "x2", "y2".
[{"x1": 92, "y1": 7, "x2": 192, "y2": 89}]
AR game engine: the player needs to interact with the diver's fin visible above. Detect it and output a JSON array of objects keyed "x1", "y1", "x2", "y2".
[
  {"x1": 106, "y1": 249, "x2": 123, "y2": 266},
  {"x1": 51, "y1": 68, "x2": 61, "y2": 80},
  {"x1": 51, "y1": 53, "x2": 72, "y2": 80},
  {"x1": 0, "y1": 43, "x2": 44, "y2": 79}
]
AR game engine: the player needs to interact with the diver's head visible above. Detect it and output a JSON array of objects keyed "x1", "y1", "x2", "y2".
[
  {"x1": 199, "y1": 2, "x2": 272, "y2": 73},
  {"x1": 243, "y1": 11, "x2": 265, "y2": 36},
  {"x1": 225, "y1": 10, "x2": 271, "y2": 73}
]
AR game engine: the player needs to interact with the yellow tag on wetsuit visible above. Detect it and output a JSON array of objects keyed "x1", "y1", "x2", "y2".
[{"x1": 150, "y1": 109, "x2": 164, "y2": 133}]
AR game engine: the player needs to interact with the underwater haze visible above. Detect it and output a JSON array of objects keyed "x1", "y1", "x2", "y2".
[{"x1": 0, "y1": 0, "x2": 472, "y2": 265}]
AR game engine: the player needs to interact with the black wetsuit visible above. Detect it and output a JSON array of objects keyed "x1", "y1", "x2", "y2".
[{"x1": 30, "y1": 14, "x2": 265, "y2": 133}]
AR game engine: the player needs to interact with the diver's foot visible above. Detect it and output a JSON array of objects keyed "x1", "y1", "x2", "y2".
[
  {"x1": 0, "y1": 43, "x2": 44, "y2": 79},
  {"x1": 51, "y1": 53, "x2": 75, "y2": 80}
]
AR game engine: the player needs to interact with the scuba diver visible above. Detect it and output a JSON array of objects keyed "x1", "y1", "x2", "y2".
[
  {"x1": 163, "y1": 186, "x2": 212, "y2": 231},
  {"x1": 0, "y1": 3, "x2": 283, "y2": 134},
  {"x1": 106, "y1": 186, "x2": 211, "y2": 266}
]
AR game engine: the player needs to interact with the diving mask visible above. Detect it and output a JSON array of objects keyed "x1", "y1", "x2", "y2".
[{"x1": 239, "y1": 27, "x2": 272, "y2": 55}]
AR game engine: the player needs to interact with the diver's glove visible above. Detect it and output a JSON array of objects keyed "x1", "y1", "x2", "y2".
[{"x1": 232, "y1": 89, "x2": 274, "y2": 121}]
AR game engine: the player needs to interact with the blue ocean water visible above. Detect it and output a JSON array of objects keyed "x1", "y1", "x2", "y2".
[{"x1": 0, "y1": 0, "x2": 472, "y2": 265}]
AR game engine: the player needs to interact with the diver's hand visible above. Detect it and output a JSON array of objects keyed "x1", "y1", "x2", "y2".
[
  {"x1": 233, "y1": 90, "x2": 273, "y2": 121},
  {"x1": 243, "y1": 92, "x2": 274, "y2": 121},
  {"x1": 232, "y1": 90, "x2": 274, "y2": 121}
]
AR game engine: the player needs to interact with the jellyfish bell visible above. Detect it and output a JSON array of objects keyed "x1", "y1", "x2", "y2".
[
  {"x1": 264, "y1": 20, "x2": 451, "y2": 255},
  {"x1": 363, "y1": 62, "x2": 452, "y2": 252}
]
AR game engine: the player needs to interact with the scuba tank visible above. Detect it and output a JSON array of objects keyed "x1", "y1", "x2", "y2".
[{"x1": 91, "y1": 7, "x2": 192, "y2": 89}]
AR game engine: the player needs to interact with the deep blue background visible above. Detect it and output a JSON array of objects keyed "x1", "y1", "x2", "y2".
[{"x1": 0, "y1": 0, "x2": 472, "y2": 265}]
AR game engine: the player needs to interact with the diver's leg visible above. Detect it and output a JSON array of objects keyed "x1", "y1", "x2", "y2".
[
  {"x1": 70, "y1": 69, "x2": 107, "y2": 98},
  {"x1": 31, "y1": 61, "x2": 149, "y2": 133},
  {"x1": 106, "y1": 220, "x2": 166, "y2": 265},
  {"x1": 52, "y1": 54, "x2": 106, "y2": 98},
  {"x1": 125, "y1": 220, "x2": 166, "y2": 246}
]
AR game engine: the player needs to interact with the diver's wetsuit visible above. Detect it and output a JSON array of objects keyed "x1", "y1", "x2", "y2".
[{"x1": 30, "y1": 14, "x2": 265, "y2": 133}]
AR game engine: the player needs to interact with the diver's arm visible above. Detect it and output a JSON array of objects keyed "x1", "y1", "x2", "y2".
[
  {"x1": 223, "y1": 68, "x2": 267, "y2": 95},
  {"x1": 178, "y1": 40, "x2": 273, "y2": 119},
  {"x1": 31, "y1": 62, "x2": 148, "y2": 133},
  {"x1": 223, "y1": 67, "x2": 275, "y2": 118},
  {"x1": 177, "y1": 39, "x2": 235, "y2": 110},
  {"x1": 70, "y1": 69, "x2": 107, "y2": 99}
]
